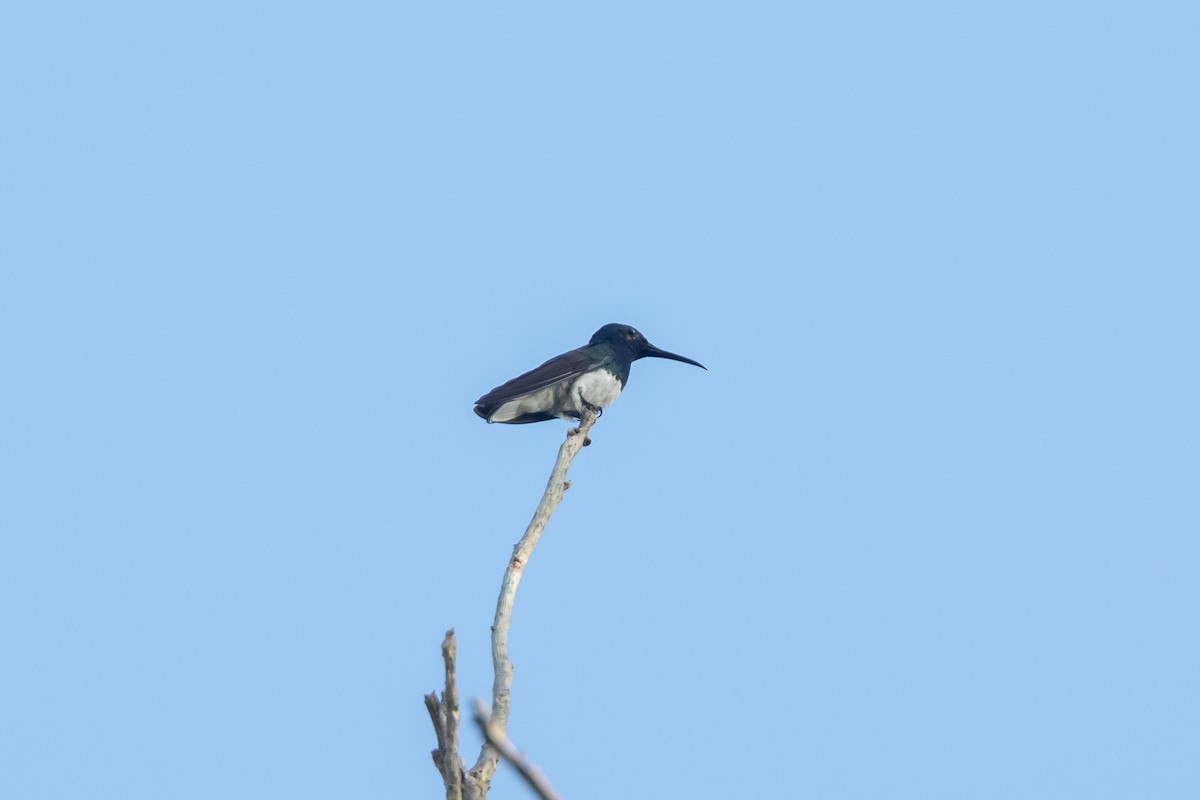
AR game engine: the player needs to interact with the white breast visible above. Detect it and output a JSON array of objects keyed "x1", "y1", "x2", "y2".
[{"x1": 562, "y1": 369, "x2": 623, "y2": 417}]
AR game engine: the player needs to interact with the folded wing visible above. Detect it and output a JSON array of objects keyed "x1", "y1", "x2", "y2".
[{"x1": 474, "y1": 349, "x2": 607, "y2": 422}]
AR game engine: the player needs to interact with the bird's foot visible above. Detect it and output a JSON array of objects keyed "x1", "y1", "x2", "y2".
[{"x1": 576, "y1": 389, "x2": 603, "y2": 418}]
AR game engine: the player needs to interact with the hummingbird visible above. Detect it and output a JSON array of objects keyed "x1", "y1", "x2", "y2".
[{"x1": 474, "y1": 323, "x2": 706, "y2": 424}]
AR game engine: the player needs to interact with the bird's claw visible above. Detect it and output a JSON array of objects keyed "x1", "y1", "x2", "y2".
[{"x1": 576, "y1": 388, "x2": 603, "y2": 418}]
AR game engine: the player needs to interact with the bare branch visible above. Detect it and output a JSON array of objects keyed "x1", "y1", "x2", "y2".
[
  {"x1": 425, "y1": 630, "x2": 464, "y2": 800},
  {"x1": 428, "y1": 411, "x2": 596, "y2": 798},
  {"x1": 472, "y1": 698, "x2": 563, "y2": 800},
  {"x1": 467, "y1": 409, "x2": 599, "y2": 791}
]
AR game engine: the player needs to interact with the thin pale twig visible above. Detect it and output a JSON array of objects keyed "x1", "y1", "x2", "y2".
[{"x1": 472, "y1": 698, "x2": 563, "y2": 800}]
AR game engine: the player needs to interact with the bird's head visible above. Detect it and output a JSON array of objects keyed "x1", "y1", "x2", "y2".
[{"x1": 590, "y1": 323, "x2": 706, "y2": 369}]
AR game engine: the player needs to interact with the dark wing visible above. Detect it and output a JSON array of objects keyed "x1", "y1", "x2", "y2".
[{"x1": 474, "y1": 347, "x2": 605, "y2": 416}]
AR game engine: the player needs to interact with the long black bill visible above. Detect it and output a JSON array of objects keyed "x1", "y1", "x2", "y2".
[{"x1": 641, "y1": 342, "x2": 707, "y2": 370}]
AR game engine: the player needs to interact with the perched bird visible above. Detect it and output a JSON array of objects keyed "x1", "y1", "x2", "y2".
[{"x1": 474, "y1": 323, "x2": 706, "y2": 424}]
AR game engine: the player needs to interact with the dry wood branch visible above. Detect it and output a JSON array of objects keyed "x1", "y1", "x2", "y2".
[
  {"x1": 424, "y1": 630, "x2": 464, "y2": 800},
  {"x1": 428, "y1": 410, "x2": 597, "y2": 799},
  {"x1": 472, "y1": 698, "x2": 563, "y2": 800},
  {"x1": 466, "y1": 409, "x2": 598, "y2": 790}
]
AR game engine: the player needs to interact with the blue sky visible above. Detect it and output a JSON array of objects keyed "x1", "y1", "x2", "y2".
[{"x1": 2, "y1": 3, "x2": 1197, "y2": 798}]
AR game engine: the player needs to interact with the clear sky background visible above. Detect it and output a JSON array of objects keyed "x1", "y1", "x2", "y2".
[{"x1": 2, "y1": 3, "x2": 1197, "y2": 798}]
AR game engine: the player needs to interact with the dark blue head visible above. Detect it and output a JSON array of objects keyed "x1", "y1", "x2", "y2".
[{"x1": 589, "y1": 323, "x2": 706, "y2": 369}]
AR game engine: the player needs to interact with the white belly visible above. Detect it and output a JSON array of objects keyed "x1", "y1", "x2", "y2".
[{"x1": 563, "y1": 369, "x2": 623, "y2": 416}]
